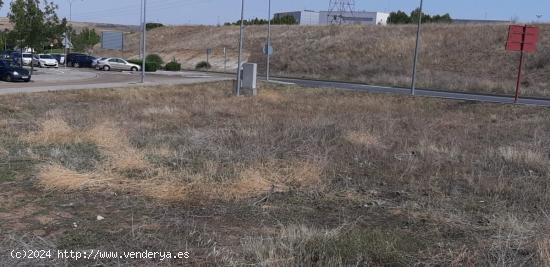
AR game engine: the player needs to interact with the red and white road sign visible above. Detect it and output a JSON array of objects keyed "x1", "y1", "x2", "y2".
[
  {"x1": 506, "y1": 25, "x2": 539, "y2": 53},
  {"x1": 505, "y1": 25, "x2": 540, "y2": 103}
]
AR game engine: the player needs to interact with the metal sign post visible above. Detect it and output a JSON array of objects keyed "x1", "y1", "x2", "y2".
[
  {"x1": 206, "y1": 48, "x2": 212, "y2": 64},
  {"x1": 515, "y1": 49, "x2": 525, "y2": 103},
  {"x1": 266, "y1": 0, "x2": 271, "y2": 81},
  {"x1": 236, "y1": 0, "x2": 245, "y2": 96},
  {"x1": 410, "y1": 0, "x2": 423, "y2": 96},
  {"x1": 141, "y1": 0, "x2": 147, "y2": 84},
  {"x1": 223, "y1": 47, "x2": 227, "y2": 73},
  {"x1": 506, "y1": 25, "x2": 539, "y2": 103}
]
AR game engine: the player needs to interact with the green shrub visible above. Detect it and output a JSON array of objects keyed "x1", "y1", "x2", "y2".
[
  {"x1": 195, "y1": 61, "x2": 211, "y2": 70},
  {"x1": 146, "y1": 54, "x2": 164, "y2": 66},
  {"x1": 128, "y1": 60, "x2": 158, "y2": 72},
  {"x1": 146, "y1": 23, "x2": 164, "y2": 31},
  {"x1": 165, "y1": 61, "x2": 181, "y2": 71}
]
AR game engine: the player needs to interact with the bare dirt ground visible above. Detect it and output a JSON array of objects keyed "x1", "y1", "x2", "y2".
[{"x1": 0, "y1": 81, "x2": 549, "y2": 266}]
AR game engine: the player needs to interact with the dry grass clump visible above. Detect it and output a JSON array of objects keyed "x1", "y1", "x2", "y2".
[
  {"x1": 37, "y1": 164, "x2": 109, "y2": 191},
  {"x1": 241, "y1": 224, "x2": 419, "y2": 266},
  {"x1": 344, "y1": 130, "x2": 381, "y2": 147},
  {"x1": 25, "y1": 116, "x2": 323, "y2": 202},
  {"x1": 26, "y1": 118, "x2": 151, "y2": 194},
  {"x1": 498, "y1": 146, "x2": 547, "y2": 168},
  {"x1": 143, "y1": 161, "x2": 324, "y2": 202},
  {"x1": 539, "y1": 238, "x2": 550, "y2": 267},
  {"x1": 23, "y1": 118, "x2": 83, "y2": 145},
  {"x1": 87, "y1": 121, "x2": 149, "y2": 171},
  {"x1": 140, "y1": 181, "x2": 188, "y2": 202}
]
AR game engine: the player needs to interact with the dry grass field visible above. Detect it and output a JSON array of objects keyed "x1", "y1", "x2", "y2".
[
  {"x1": 1, "y1": 81, "x2": 550, "y2": 266},
  {"x1": 95, "y1": 24, "x2": 550, "y2": 97}
]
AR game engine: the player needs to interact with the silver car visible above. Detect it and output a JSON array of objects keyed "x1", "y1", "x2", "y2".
[
  {"x1": 96, "y1": 58, "x2": 140, "y2": 71},
  {"x1": 92, "y1": 57, "x2": 107, "y2": 68}
]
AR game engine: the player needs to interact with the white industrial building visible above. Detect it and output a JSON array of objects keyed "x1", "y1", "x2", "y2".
[
  {"x1": 273, "y1": 10, "x2": 390, "y2": 26},
  {"x1": 273, "y1": 10, "x2": 320, "y2": 25}
]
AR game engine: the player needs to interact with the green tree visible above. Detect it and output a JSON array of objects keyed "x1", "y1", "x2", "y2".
[
  {"x1": 146, "y1": 22, "x2": 163, "y2": 31},
  {"x1": 272, "y1": 15, "x2": 297, "y2": 25},
  {"x1": 388, "y1": 9, "x2": 452, "y2": 24},
  {"x1": 431, "y1": 13, "x2": 452, "y2": 23},
  {"x1": 387, "y1": 11, "x2": 411, "y2": 24},
  {"x1": 410, "y1": 8, "x2": 432, "y2": 23},
  {"x1": 8, "y1": 0, "x2": 66, "y2": 67},
  {"x1": 224, "y1": 15, "x2": 296, "y2": 26},
  {"x1": 71, "y1": 27, "x2": 100, "y2": 53}
]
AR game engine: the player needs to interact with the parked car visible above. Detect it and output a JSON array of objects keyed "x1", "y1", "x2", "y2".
[
  {"x1": 0, "y1": 50, "x2": 15, "y2": 60},
  {"x1": 11, "y1": 52, "x2": 33, "y2": 66},
  {"x1": 92, "y1": 57, "x2": 107, "y2": 68},
  {"x1": 69, "y1": 55, "x2": 95, "y2": 68},
  {"x1": 0, "y1": 60, "x2": 31, "y2": 82},
  {"x1": 96, "y1": 58, "x2": 141, "y2": 71},
  {"x1": 65, "y1": 53, "x2": 86, "y2": 66},
  {"x1": 33, "y1": 54, "x2": 59, "y2": 68},
  {"x1": 51, "y1": 54, "x2": 65, "y2": 65}
]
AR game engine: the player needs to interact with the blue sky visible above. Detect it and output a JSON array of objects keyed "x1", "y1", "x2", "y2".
[{"x1": 0, "y1": 0, "x2": 547, "y2": 25}]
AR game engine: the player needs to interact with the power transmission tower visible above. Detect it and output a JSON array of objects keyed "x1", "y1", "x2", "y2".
[{"x1": 327, "y1": 0, "x2": 356, "y2": 24}]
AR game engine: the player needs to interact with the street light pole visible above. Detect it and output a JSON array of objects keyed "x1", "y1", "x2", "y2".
[
  {"x1": 411, "y1": 0, "x2": 423, "y2": 96},
  {"x1": 141, "y1": 0, "x2": 147, "y2": 83},
  {"x1": 140, "y1": 0, "x2": 144, "y2": 60},
  {"x1": 236, "y1": 0, "x2": 245, "y2": 96},
  {"x1": 266, "y1": 0, "x2": 271, "y2": 81}
]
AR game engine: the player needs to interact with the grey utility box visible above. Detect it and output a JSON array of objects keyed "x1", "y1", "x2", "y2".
[{"x1": 242, "y1": 63, "x2": 257, "y2": 95}]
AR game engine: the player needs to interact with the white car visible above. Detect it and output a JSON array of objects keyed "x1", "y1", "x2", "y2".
[
  {"x1": 33, "y1": 54, "x2": 59, "y2": 68},
  {"x1": 13, "y1": 53, "x2": 33, "y2": 66},
  {"x1": 96, "y1": 58, "x2": 140, "y2": 71}
]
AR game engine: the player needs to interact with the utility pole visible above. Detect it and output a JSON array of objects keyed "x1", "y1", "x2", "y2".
[
  {"x1": 140, "y1": 0, "x2": 144, "y2": 60},
  {"x1": 266, "y1": 0, "x2": 271, "y2": 81},
  {"x1": 236, "y1": 0, "x2": 245, "y2": 96},
  {"x1": 411, "y1": 0, "x2": 423, "y2": 96},
  {"x1": 141, "y1": 0, "x2": 147, "y2": 83},
  {"x1": 65, "y1": 0, "x2": 82, "y2": 65}
]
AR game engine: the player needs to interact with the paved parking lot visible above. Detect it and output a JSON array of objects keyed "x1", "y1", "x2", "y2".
[{"x1": 0, "y1": 67, "x2": 230, "y2": 95}]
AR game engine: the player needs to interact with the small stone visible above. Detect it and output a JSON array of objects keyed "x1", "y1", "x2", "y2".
[{"x1": 97, "y1": 215, "x2": 105, "y2": 221}]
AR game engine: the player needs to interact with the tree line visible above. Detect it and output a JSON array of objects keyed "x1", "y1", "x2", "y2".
[
  {"x1": 224, "y1": 15, "x2": 297, "y2": 26},
  {"x1": 388, "y1": 8, "x2": 452, "y2": 24}
]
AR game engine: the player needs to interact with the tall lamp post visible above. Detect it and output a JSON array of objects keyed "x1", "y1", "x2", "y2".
[
  {"x1": 410, "y1": 0, "x2": 423, "y2": 96},
  {"x1": 66, "y1": 0, "x2": 82, "y2": 66},
  {"x1": 140, "y1": 0, "x2": 144, "y2": 60},
  {"x1": 235, "y1": 0, "x2": 245, "y2": 96},
  {"x1": 266, "y1": 0, "x2": 271, "y2": 81},
  {"x1": 141, "y1": 0, "x2": 147, "y2": 83}
]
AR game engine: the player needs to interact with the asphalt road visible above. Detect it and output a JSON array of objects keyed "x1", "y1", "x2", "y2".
[
  {"x1": 0, "y1": 68, "x2": 229, "y2": 95},
  {"x1": 271, "y1": 77, "x2": 550, "y2": 107}
]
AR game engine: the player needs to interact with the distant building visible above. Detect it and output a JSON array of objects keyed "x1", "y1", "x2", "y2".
[
  {"x1": 319, "y1": 11, "x2": 390, "y2": 25},
  {"x1": 273, "y1": 10, "x2": 320, "y2": 25},
  {"x1": 273, "y1": 10, "x2": 389, "y2": 26}
]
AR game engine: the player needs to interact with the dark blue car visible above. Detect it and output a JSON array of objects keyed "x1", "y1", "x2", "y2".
[{"x1": 0, "y1": 60, "x2": 31, "y2": 82}]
